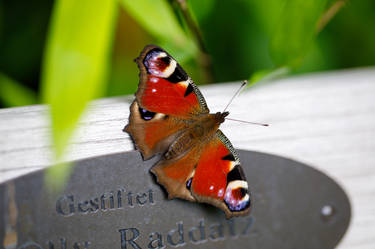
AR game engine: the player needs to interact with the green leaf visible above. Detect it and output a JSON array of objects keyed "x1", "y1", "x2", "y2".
[
  {"x1": 249, "y1": 67, "x2": 290, "y2": 86},
  {"x1": 270, "y1": 0, "x2": 328, "y2": 66},
  {"x1": 120, "y1": 0, "x2": 196, "y2": 52},
  {"x1": 41, "y1": 0, "x2": 117, "y2": 159},
  {"x1": 0, "y1": 73, "x2": 38, "y2": 107}
]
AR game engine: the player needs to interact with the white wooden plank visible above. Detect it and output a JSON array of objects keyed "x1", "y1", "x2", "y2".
[{"x1": 0, "y1": 67, "x2": 375, "y2": 249}]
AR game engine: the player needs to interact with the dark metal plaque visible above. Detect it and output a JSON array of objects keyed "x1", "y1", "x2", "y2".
[{"x1": 0, "y1": 150, "x2": 350, "y2": 249}]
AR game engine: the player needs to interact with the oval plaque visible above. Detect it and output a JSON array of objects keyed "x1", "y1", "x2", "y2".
[{"x1": 0, "y1": 150, "x2": 351, "y2": 249}]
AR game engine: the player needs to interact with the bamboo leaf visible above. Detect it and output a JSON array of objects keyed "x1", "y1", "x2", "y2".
[
  {"x1": 0, "y1": 73, "x2": 38, "y2": 107},
  {"x1": 41, "y1": 0, "x2": 117, "y2": 160},
  {"x1": 121, "y1": 0, "x2": 196, "y2": 54}
]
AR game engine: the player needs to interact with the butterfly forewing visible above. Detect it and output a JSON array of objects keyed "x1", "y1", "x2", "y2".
[
  {"x1": 135, "y1": 45, "x2": 209, "y2": 117},
  {"x1": 126, "y1": 45, "x2": 208, "y2": 158}
]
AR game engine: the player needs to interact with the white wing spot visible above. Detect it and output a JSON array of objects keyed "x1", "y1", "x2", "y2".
[
  {"x1": 154, "y1": 113, "x2": 166, "y2": 120},
  {"x1": 241, "y1": 194, "x2": 250, "y2": 202},
  {"x1": 227, "y1": 180, "x2": 248, "y2": 190},
  {"x1": 161, "y1": 59, "x2": 176, "y2": 78},
  {"x1": 228, "y1": 161, "x2": 237, "y2": 171},
  {"x1": 178, "y1": 80, "x2": 189, "y2": 88}
]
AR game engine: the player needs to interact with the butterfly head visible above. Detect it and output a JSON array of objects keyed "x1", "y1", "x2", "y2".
[{"x1": 215, "y1": 111, "x2": 229, "y2": 124}]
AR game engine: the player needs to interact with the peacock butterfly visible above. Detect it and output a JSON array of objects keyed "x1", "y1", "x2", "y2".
[{"x1": 124, "y1": 45, "x2": 251, "y2": 218}]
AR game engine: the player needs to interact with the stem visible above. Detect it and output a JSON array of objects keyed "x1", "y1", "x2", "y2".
[
  {"x1": 174, "y1": 0, "x2": 214, "y2": 83},
  {"x1": 316, "y1": 0, "x2": 348, "y2": 34}
]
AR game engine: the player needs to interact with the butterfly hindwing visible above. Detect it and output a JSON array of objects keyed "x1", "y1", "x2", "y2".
[
  {"x1": 150, "y1": 145, "x2": 201, "y2": 202},
  {"x1": 191, "y1": 130, "x2": 251, "y2": 218},
  {"x1": 125, "y1": 100, "x2": 187, "y2": 159},
  {"x1": 151, "y1": 130, "x2": 251, "y2": 218},
  {"x1": 134, "y1": 45, "x2": 209, "y2": 117}
]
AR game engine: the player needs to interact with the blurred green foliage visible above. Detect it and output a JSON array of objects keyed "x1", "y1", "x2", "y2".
[
  {"x1": 0, "y1": 72, "x2": 37, "y2": 106},
  {"x1": 41, "y1": 0, "x2": 117, "y2": 159},
  {"x1": 0, "y1": 0, "x2": 374, "y2": 174},
  {"x1": 270, "y1": 0, "x2": 328, "y2": 66}
]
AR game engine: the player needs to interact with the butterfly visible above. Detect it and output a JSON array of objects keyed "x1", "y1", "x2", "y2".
[{"x1": 124, "y1": 45, "x2": 251, "y2": 218}]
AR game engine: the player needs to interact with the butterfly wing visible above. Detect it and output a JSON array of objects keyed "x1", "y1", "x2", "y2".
[
  {"x1": 125, "y1": 45, "x2": 209, "y2": 159},
  {"x1": 126, "y1": 45, "x2": 250, "y2": 217},
  {"x1": 135, "y1": 45, "x2": 209, "y2": 117},
  {"x1": 125, "y1": 100, "x2": 187, "y2": 159},
  {"x1": 192, "y1": 130, "x2": 251, "y2": 218},
  {"x1": 151, "y1": 130, "x2": 251, "y2": 218},
  {"x1": 150, "y1": 145, "x2": 201, "y2": 202}
]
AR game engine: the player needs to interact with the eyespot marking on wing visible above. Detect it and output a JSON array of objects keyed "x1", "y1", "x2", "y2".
[
  {"x1": 227, "y1": 180, "x2": 248, "y2": 190},
  {"x1": 144, "y1": 49, "x2": 177, "y2": 78},
  {"x1": 137, "y1": 105, "x2": 166, "y2": 121},
  {"x1": 186, "y1": 178, "x2": 193, "y2": 190},
  {"x1": 138, "y1": 107, "x2": 156, "y2": 121},
  {"x1": 224, "y1": 180, "x2": 250, "y2": 212}
]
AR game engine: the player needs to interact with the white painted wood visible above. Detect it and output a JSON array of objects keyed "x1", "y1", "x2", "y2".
[{"x1": 1, "y1": 67, "x2": 375, "y2": 248}]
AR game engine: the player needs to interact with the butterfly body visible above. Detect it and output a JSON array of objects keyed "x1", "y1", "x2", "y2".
[
  {"x1": 125, "y1": 45, "x2": 251, "y2": 218},
  {"x1": 164, "y1": 111, "x2": 228, "y2": 160}
]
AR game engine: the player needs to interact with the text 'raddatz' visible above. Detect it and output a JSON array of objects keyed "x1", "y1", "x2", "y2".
[{"x1": 119, "y1": 217, "x2": 255, "y2": 249}]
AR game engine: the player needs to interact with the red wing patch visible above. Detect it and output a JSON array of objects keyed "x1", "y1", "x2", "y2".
[
  {"x1": 141, "y1": 76, "x2": 199, "y2": 116},
  {"x1": 191, "y1": 130, "x2": 251, "y2": 218},
  {"x1": 191, "y1": 139, "x2": 231, "y2": 200}
]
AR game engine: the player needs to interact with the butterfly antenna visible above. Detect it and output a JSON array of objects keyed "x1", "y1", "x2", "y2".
[
  {"x1": 225, "y1": 117, "x2": 269, "y2": 126},
  {"x1": 222, "y1": 80, "x2": 248, "y2": 113}
]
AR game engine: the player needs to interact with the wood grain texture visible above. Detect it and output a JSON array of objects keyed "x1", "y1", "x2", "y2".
[{"x1": 1, "y1": 68, "x2": 374, "y2": 248}]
